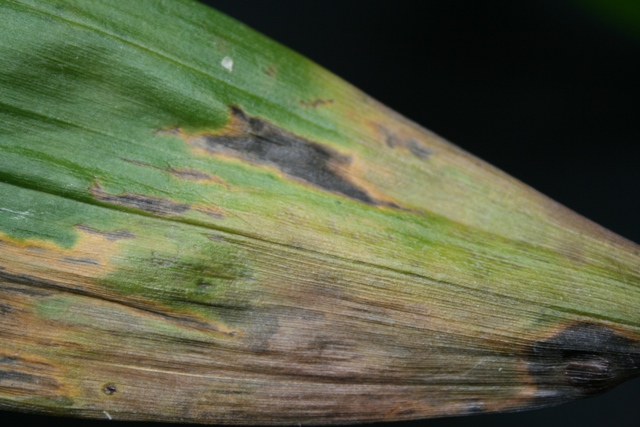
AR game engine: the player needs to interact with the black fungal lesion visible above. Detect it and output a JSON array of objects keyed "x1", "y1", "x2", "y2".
[
  {"x1": 198, "y1": 107, "x2": 387, "y2": 207},
  {"x1": 528, "y1": 322, "x2": 640, "y2": 401}
]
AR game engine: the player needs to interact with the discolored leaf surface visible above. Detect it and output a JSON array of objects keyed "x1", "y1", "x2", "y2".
[{"x1": 1, "y1": 0, "x2": 639, "y2": 425}]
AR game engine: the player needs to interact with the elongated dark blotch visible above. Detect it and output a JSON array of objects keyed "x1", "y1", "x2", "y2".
[{"x1": 194, "y1": 107, "x2": 384, "y2": 206}]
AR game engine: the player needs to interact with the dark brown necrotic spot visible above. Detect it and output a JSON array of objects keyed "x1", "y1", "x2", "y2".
[
  {"x1": 201, "y1": 107, "x2": 379, "y2": 206},
  {"x1": 91, "y1": 185, "x2": 191, "y2": 216},
  {"x1": 103, "y1": 383, "x2": 117, "y2": 395},
  {"x1": 528, "y1": 323, "x2": 640, "y2": 402}
]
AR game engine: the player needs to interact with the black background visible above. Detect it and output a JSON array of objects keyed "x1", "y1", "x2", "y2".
[{"x1": 4, "y1": 1, "x2": 639, "y2": 427}]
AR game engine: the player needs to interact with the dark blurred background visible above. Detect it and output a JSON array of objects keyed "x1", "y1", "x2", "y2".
[{"x1": 5, "y1": 1, "x2": 639, "y2": 427}]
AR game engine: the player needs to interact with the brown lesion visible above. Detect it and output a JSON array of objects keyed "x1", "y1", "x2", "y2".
[
  {"x1": 0, "y1": 231, "x2": 118, "y2": 288},
  {"x1": 91, "y1": 184, "x2": 191, "y2": 216},
  {"x1": 122, "y1": 158, "x2": 230, "y2": 187},
  {"x1": 165, "y1": 106, "x2": 407, "y2": 209},
  {"x1": 0, "y1": 364, "x2": 61, "y2": 396},
  {"x1": 63, "y1": 257, "x2": 100, "y2": 266},
  {"x1": 0, "y1": 304, "x2": 12, "y2": 316},
  {"x1": 1, "y1": 229, "x2": 240, "y2": 337},
  {"x1": 167, "y1": 168, "x2": 224, "y2": 184},
  {"x1": 74, "y1": 224, "x2": 135, "y2": 241},
  {"x1": 90, "y1": 184, "x2": 224, "y2": 219},
  {"x1": 300, "y1": 99, "x2": 334, "y2": 108},
  {"x1": 103, "y1": 383, "x2": 117, "y2": 395},
  {"x1": 264, "y1": 64, "x2": 277, "y2": 77},
  {"x1": 378, "y1": 125, "x2": 434, "y2": 160}
]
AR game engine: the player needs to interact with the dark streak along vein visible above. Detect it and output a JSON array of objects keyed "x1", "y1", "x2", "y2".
[
  {"x1": 90, "y1": 185, "x2": 224, "y2": 219},
  {"x1": 0, "y1": 369, "x2": 59, "y2": 393},
  {"x1": 63, "y1": 257, "x2": 100, "y2": 266},
  {"x1": 74, "y1": 224, "x2": 135, "y2": 241},
  {"x1": 121, "y1": 158, "x2": 217, "y2": 182},
  {"x1": 91, "y1": 184, "x2": 191, "y2": 216},
  {"x1": 0, "y1": 369, "x2": 38, "y2": 384},
  {"x1": 0, "y1": 304, "x2": 13, "y2": 316}
]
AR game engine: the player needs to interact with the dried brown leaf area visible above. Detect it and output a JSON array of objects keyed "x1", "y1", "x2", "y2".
[{"x1": 1, "y1": 215, "x2": 640, "y2": 424}]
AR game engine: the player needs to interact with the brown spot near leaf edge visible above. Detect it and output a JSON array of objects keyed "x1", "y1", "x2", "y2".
[
  {"x1": 264, "y1": 64, "x2": 277, "y2": 77},
  {"x1": 168, "y1": 107, "x2": 405, "y2": 209},
  {"x1": 379, "y1": 126, "x2": 434, "y2": 160},
  {"x1": 406, "y1": 139, "x2": 433, "y2": 160},
  {"x1": 527, "y1": 322, "x2": 640, "y2": 402},
  {"x1": 300, "y1": 99, "x2": 334, "y2": 108}
]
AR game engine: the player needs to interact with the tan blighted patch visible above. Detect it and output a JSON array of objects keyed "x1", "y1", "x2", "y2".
[
  {"x1": 0, "y1": 227, "x2": 123, "y2": 289},
  {"x1": 0, "y1": 228, "x2": 128, "y2": 406},
  {"x1": 0, "y1": 225, "x2": 242, "y2": 415}
]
